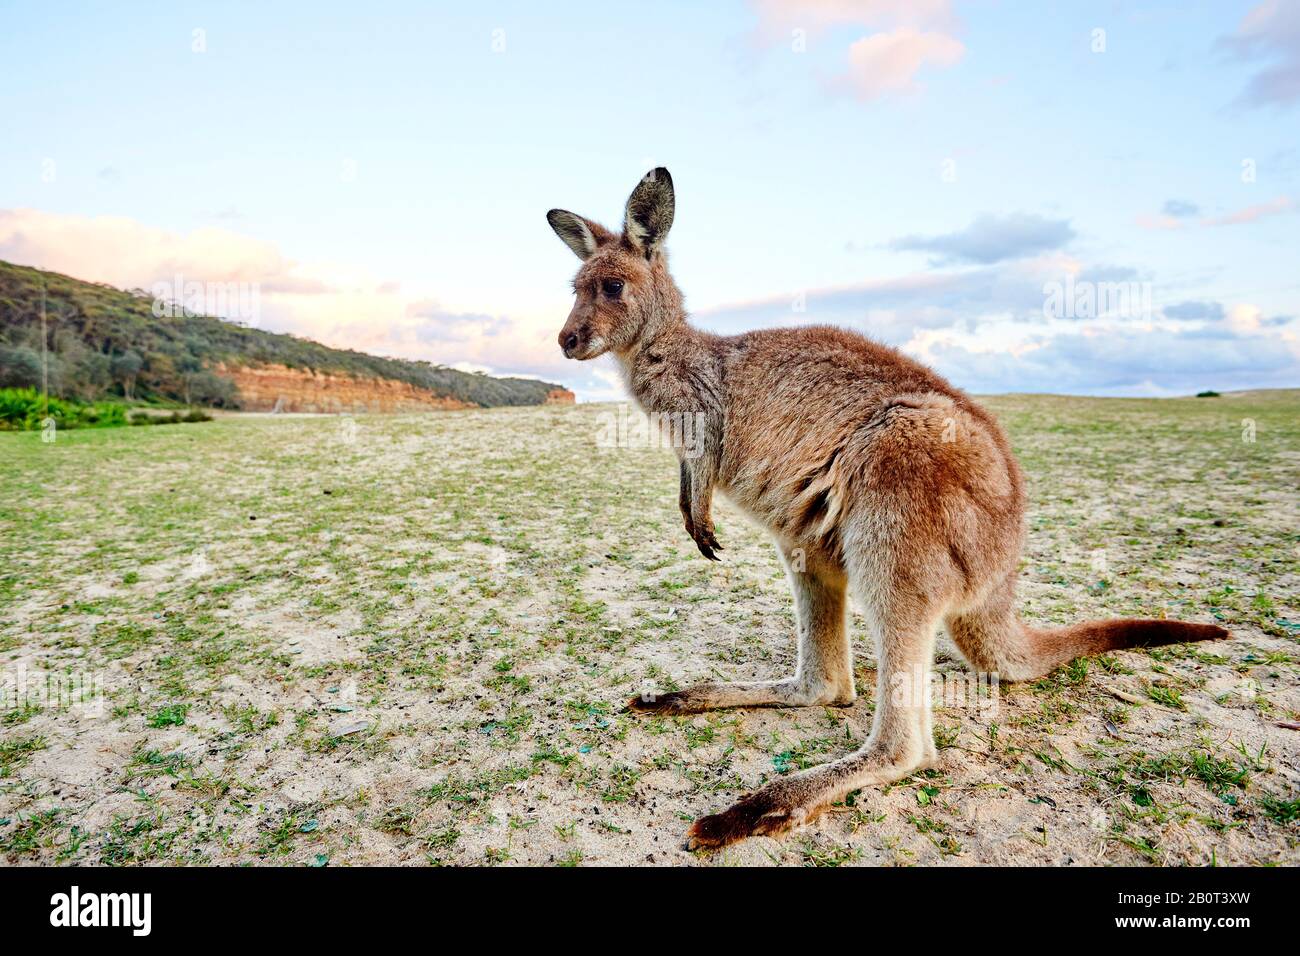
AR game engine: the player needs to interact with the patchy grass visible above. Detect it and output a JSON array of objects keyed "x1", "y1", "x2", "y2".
[
  {"x1": 0, "y1": 737, "x2": 46, "y2": 779},
  {"x1": 0, "y1": 390, "x2": 1297, "y2": 865}
]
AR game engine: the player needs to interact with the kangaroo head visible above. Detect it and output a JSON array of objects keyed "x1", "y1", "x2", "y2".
[{"x1": 548, "y1": 168, "x2": 679, "y2": 360}]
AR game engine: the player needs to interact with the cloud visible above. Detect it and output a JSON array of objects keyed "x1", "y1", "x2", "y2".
[
  {"x1": 696, "y1": 266, "x2": 1022, "y2": 337},
  {"x1": 1219, "y1": 0, "x2": 1300, "y2": 110},
  {"x1": 1135, "y1": 212, "x2": 1186, "y2": 231},
  {"x1": 0, "y1": 207, "x2": 331, "y2": 299},
  {"x1": 698, "y1": 249, "x2": 1298, "y2": 396},
  {"x1": 921, "y1": 327, "x2": 1298, "y2": 395},
  {"x1": 1078, "y1": 264, "x2": 1140, "y2": 283},
  {"x1": 1222, "y1": 302, "x2": 1296, "y2": 333},
  {"x1": 889, "y1": 213, "x2": 1075, "y2": 264},
  {"x1": 1203, "y1": 195, "x2": 1295, "y2": 226},
  {"x1": 916, "y1": 299, "x2": 1299, "y2": 395},
  {"x1": 404, "y1": 299, "x2": 513, "y2": 343},
  {"x1": 1163, "y1": 300, "x2": 1225, "y2": 321},
  {"x1": 1161, "y1": 199, "x2": 1200, "y2": 218},
  {"x1": 750, "y1": 0, "x2": 964, "y2": 102},
  {"x1": 1137, "y1": 195, "x2": 1295, "y2": 229},
  {"x1": 697, "y1": 253, "x2": 1145, "y2": 343},
  {"x1": 841, "y1": 29, "x2": 965, "y2": 101}
]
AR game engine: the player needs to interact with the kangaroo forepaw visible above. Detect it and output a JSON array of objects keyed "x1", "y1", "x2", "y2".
[
  {"x1": 690, "y1": 528, "x2": 723, "y2": 561},
  {"x1": 686, "y1": 781, "x2": 825, "y2": 850}
]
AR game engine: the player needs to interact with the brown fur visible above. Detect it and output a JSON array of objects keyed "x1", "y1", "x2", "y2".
[{"x1": 548, "y1": 169, "x2": 1230, "y2": 850}]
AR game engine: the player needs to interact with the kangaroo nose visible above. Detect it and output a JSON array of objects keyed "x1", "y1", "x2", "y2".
[{"x1": 563, "y1": 332, "x2": 579, "y2": 353}]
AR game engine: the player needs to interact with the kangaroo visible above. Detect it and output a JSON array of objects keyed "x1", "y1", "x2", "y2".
[{"x1": 547, "y1": 168, "x2": 1229, "y2": 850}]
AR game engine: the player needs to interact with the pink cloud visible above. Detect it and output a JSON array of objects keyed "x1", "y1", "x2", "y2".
[
  {"x1": 842, "y1": 29, "x2": 964, "y2": 100},
  {"x1": 0, "y1": 207, "x2": 330, "y2": 294},
  {"x1": 1202, "y1": 195, "x2": 1295, "y2": 226},
  {"x1": 1136, "y1": 196, "x2": 1295, "y2": 230},
  {"x1": 749, "y1": 0, "x2": 964, "y2": 102}
]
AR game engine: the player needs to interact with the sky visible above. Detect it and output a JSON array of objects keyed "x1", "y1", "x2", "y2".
[{"x1": 1, "y1": 0, "x2": 1298, "y2": 400}]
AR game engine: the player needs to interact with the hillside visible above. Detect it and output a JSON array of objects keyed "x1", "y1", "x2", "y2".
[{"x1": 0, "y1": 260, "x2": 573, "y2": 411}]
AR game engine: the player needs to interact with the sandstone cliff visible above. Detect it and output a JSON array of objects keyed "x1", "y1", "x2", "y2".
[
  {"x1": 218, "y1": 362, "x2": 477, "y2": 413},
  {"x1": 218, "y1": 362, "x2": 576, "y2": 413}
]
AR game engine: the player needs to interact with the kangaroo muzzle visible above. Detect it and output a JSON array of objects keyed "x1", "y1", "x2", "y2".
[
  {"x1": 558, "y1": 311, "x2": 595, "y2": 359},
  {"x1": 559, "y1": 328, "x2": 582, "y2": 358}
]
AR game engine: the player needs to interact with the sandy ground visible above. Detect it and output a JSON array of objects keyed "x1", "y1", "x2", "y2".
[{"x1": 1, "y1": 391, "x2": 1297, "y2": 866}]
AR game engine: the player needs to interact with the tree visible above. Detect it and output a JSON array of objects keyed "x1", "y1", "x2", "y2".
[
  {"x1": 184, "y1": 369, "x2": 237, "y2": 407},
  {"x1": 140, "y1": 351, "x2": 176, "y2": 399},
  {"x1": 55, "y1": 332, "x2": 109, "y2": 400},
  {"x1": 71, "y1": 349, "x2": 111, "y2": 400},
  {"x1": 111, "y1": 349, "x2": 143, "y2": 400},
  {"x1": 0, "y1": 345, "x2": 44, "y2": 388}
]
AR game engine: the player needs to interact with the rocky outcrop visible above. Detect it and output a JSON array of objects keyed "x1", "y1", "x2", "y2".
[
  {"x1": 544, "y1": 388, "x2": 576, "y2": 405},
  {"x1": 217, "y1": 363, "x2": 477, "y2": 413}
]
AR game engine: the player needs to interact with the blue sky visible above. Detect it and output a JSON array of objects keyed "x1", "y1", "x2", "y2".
[{"x1": 2, "y1": 0, "x2": 1297, "y2": 399}]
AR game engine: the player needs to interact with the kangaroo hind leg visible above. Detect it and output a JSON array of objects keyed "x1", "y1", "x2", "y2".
[
  {"x1": 628, "y1": 547, "x2": 852, "y2": 714},
  {"x1": 687, "y1": 583, "x2": 943, "y2": 848}
]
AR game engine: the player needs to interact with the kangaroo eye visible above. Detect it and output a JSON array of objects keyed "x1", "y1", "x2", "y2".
[{"x1": 601, "y1": 278, "x2": 624, "y2": 298}]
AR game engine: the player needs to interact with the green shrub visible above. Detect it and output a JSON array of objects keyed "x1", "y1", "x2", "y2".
[
  {"x1": 0, "y1": 386, "x2": 41, "y2": 426},
  {"x1": 0, "y1": 387, "x2": 182, "y2": 431}
]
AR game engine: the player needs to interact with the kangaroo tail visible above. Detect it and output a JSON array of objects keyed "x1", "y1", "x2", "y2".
[
  {"x1": 1025, "y1": 618, "x2": 1228, "y2": 676},
  {"x1": 947, "y1": 595, "x2": 1229, "y2": 681}
]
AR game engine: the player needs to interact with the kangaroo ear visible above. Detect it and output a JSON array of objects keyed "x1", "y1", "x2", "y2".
[
  {"x1": 624, "y1": 168, "x2": 675, "y2": 258},
  {"x1": 547, "y1": 209, "x2": 612, "y2": 261}
]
